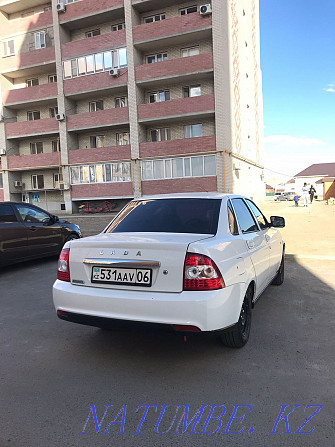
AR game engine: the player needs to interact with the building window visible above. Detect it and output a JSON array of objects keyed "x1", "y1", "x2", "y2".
[
  {"x1": 115, "y1": 97, "x2": 128, "y2": 108},
  {"x1": 63, "y1": 48, "x2": 127, "y2": 79},
  {"x1": 146, "y1": 53, "x2": 168, "y2": 64},
  {"x1": 181, "y1": 46, "x2": 200, "y2": 57},
  {"x1": 179, "y1": 5, "x2": 197, "y2": 15},
  {"x1": 184, "y1": 123, "x2": 203, "y2": 138},
  {"x1": 141, "y1": 154, "x2": 216, "y2": 180},
  {"x1": 26, "y1": 78, "x2": 39, "y2": 87},
  {"x1": 183, "y1": 85, "x2": 201, "y2": 98},
  {"x1": 3, "y1": 39, "x2": 15, "y2": 56},
  {"x1": 0, "y1": 173, "x2": 3, "y2": 189},
  {"x1": 53, "y1": 173, "x2": 63, "y2": 188},
  {"x1": 90, "y1": 135, "x2": 105, "y2": 148},
  {"x1": 52, "y1": 139, "x2": 60, "y2": 152},
  {"x1": 150, "y1": 128, "x2": 171, "y2": 142},
  {"x1": 144, "y1": 13, "x2": 165, "y2": 23},
  {"x1": 148, "y1": 90, "x2": 170, "y2": 103},
  {"x1": 27, "y1": 110, "x2": 40, "y2": 121},
  {"x1": 49, "y1": 107, "x2": 58, "y2": 118},
  {"x1": 34, "y1": 32, "x2": 46, "y2": 49},
  {"x1": 30, "y1": 142, "x2": 43, "y2": 154},
  {"x1": 32, "y1": 174, "x2": 44, "y2": 190},
  {"x1": 116, "y1": 132, "x2": 129, "y2": 146},
  {"x1": 112, "y1": 23, "x2": 126, "y2": 31},
  {"x1": 48, "y1": 74, "x2": 57, "y2": 83},
  {"x1": 70, "y1": 162, "x2": 131, "y2": 184},
  {"x1": 85, "y1": 29, "x2": 100, "y2": 38},
  {"x1": 89, "y1": 100, "x2": 104, "y2": 112}
]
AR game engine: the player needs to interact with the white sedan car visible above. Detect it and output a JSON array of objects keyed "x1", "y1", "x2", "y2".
[{"x1": 53, "y1": 193, "x2": 285, "y2": 348}]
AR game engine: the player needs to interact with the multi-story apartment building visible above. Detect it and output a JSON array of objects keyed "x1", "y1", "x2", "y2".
[{"x1": 0, "y1": 0, "x2": 264, "y2": 213}]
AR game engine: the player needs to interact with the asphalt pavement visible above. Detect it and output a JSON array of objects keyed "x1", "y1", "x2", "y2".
[{"x1": 0, "y1": 200, "x2": 334, "y2": 447}]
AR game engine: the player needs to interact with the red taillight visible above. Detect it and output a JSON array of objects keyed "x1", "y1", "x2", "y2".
[
  {"x1": 57, "y1": 247, "x2": 70, "y2": 282},
  {"x1": 183, "y1": 252, "x2": 224, "y2": 291}
]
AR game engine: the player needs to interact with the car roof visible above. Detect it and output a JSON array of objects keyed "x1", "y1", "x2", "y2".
[{"x1": 138, "y1": 193, "x2": 244, "y2": 200}]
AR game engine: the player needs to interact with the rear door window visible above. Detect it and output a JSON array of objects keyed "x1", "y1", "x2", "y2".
[
  {"x1": 106, "y1": 198, "x2": 221, "y2": 234},
  {"x1": 231, "y1": 198, "x2": 259, "y2": 233},
  {"x1": 0, "y1": 204, "x2": 18, "y2": 223}
]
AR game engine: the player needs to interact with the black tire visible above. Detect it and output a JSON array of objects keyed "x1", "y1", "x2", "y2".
[
  {"x1": 220, "y1": 287, "x2": 252, "y2": 348},
  {"x1": 272, "y1": 254, "x2": 284, "y2": 285}
]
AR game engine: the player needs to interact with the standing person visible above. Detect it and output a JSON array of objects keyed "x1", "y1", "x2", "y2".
[
  {"x1": 309, "y1": 184, "x2": 316, "y2": 203},
  {"x1": 302, "y1": 183, "x2": 309, "y2": 207}
]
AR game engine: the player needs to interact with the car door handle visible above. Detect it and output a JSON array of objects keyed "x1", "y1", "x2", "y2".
[
  {"x1": 29, "y1": 226, "x2": 37, "y2": 231},
  {"x1": 265, "y1": 234, "x2": 270, "y2": 242},
  {"x1": 247, "y1": 241, "x2": 255, "y2": 249}
]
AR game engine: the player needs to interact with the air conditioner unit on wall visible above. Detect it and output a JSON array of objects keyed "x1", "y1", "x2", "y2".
[
  {"x1": 200, "y1": 4, "x2": 212, "y2": 15},
  {"x1": 0, "y1": 148, "x2": 6, "y2": 155},
  {"x1": 56, "y1": 113, "x2": 65, "y2": 121},
  {"x1": 109, "y1": 68, "x2": 119, "y2": 77},
  {"x1": 57, "y1": 2, "x2": 66, "y2": 13},
  {"x1": 14, "y1": 181, "x2": 22, "y2": 187}
]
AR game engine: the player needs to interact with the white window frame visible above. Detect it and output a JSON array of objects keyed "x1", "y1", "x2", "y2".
[
  {"x1": 183, "y1": 85, "x2": 201, "y2": 98},
  {"x1": 34, "y1": 32, "x2": 46, "y2": 50},
  {"x1": 85, "y1": 29, "x2": 100, "y2": 38},
  {"x1": 149, "y1": 128, "x2": 171, "y2": 142},
  {"x1": 89, "y1": 100, "x2": 104, "y2": 112},
  {"x1": 181, "y1": 46, "x2": 200, "y2": 58},
  {"x1": 115, "y1": 97, "x2": 128, "y2": 108},
  {"x1": 179, "y1": 5, "x2": 198, "y2": 15},
  {"x1": 111, "y1": 23, "x2": 126, "y2": 31},
  {"x1": 144, "y1": 13, "x2": 166, "y2": 23},
  {"x1": 52, "y1": 139, "x2": 60, "y2": 152},
  {"x1": 30, "y1": 142, "x2": 43, "y2": 154},
  {"x1": 70, "y1": 162, "x2": 131, "y2": 184},
  {"x1": 49, "y1": 107, "x2": 58, "y2": 118},
  {"x1": 184, "y1": 123, "x2": 203, "y2": 138},
  {"x1": 116, "y1": 132, "x2": 129, "y2": 146},
  {"x1": 26, "y1": 78, "x2": 39, "y2": 87},
  {"x1": 31, "y1": 174, "x2": 44, "y2": 190},
  {"x1": 53, "y1": 173, "x2": 63, "y2": 188},
  {"x1": 48, "y1": 74, "x2": 57, "y2": 83},
  {"x1": 148, "y1": 90, "x2": 170, "y2": 103},
  {"x1": 3, "y1": 39, "x2": 15, "y2": 56},
  {"x1": 27, "y1": 110, "x2": 40, "y2": 121},
  {"x1": 141, "y1": 154, "x2": 216, "y2": 180},
  {"x1": 146, "y1": 53, "x2": 168, "y2": 64}
]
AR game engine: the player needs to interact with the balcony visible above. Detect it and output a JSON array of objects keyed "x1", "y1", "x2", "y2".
[
  {"x1": 139, "y1": 135, "x2": 216, "y2": 158},
  {"x1": 7, "y1": 152, "x2": 60, "y2": 170},
  {"x1": 136, "y1": 53, "x2": 213, "y2": 86},
  {"x1": 0, "y1": 47, "x2": 55, "y2": 78},
  {"x1": 59, "y1": 0, "x2": 124, "y2": 30},
  {"x1": 3, "y1": 83, "x2": 58, "y2": 108},
  {"x1": 62, "y1": 29, "x2": 126, "y2": 59},
  {"x1": 71, "y1": 182, "x2": 133, "y2": 199},
  {"x1": 1, "y1": 10, "x2": 52, "y2": 36},
  {"x1": 67, "y1": 107, "x2": 129, "y2": 132},
  {"x1": 69, "y1": 145, "x2": 131, "y2": 164},
  {"x1": 0, "y1": 0, "x2": 48, "y2": 14},
  {"x1": 141, "y1": 176, "x2": 217, "y2": 196},
  {"x1": 132, "y1": 0, "x2": 185, "y2": 12},
  {"x1": 63, "y1": 69, "x2": 128, "y2": 99},
  {"x1": 133, "y1": 13, "x2": 212, "y2": 51},
  {"x1": 138, "y1": 95, "x2": 215, "y2": 124},
  {"x1": 6, "y1": 118, "x2": 59, "y2": 139}
]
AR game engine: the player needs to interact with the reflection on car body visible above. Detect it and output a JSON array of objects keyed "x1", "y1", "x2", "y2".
[{"x1": 53, "y1": 193, "x2": 285, "y2": 348}]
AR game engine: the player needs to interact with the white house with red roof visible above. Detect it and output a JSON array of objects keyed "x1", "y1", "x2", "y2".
[{"x1": 294, "y1": 163, "x2": 335, "y2": 200}]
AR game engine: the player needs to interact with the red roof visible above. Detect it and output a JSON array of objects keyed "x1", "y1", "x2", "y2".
[{"x1": 294, "y1": 163, "x2": 335, "y2": 178}]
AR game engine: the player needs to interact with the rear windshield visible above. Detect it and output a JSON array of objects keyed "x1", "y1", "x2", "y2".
[{"x1": 105, "y1": 198, "x2": 221, "y2": 234}]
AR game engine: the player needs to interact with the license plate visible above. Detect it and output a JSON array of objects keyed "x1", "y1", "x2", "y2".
[{"x1": 91, "y1": 266, "x2": 152, "y2": 287}]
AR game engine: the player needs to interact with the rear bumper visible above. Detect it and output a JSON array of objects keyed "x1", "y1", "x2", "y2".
[{"x1": 53, "y1": 280, "x2": 244, "y2": 332}]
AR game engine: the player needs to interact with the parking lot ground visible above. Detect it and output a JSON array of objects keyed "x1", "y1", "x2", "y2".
[{"x1": 0, "y1": 200, "x2": 334, "y2": 447}]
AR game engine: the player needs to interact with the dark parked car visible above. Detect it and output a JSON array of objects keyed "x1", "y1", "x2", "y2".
[{"x1": 0, "y1": 202, "x2": 81, "y2": 267}]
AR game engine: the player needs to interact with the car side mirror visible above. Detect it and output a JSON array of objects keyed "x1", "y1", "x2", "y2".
[
  {"x1": 52, "y1": 215, "x2": 59, "y2": 222},
  {"x1": 270, "y1": 216, "x2": 285, "y2": 228}
]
